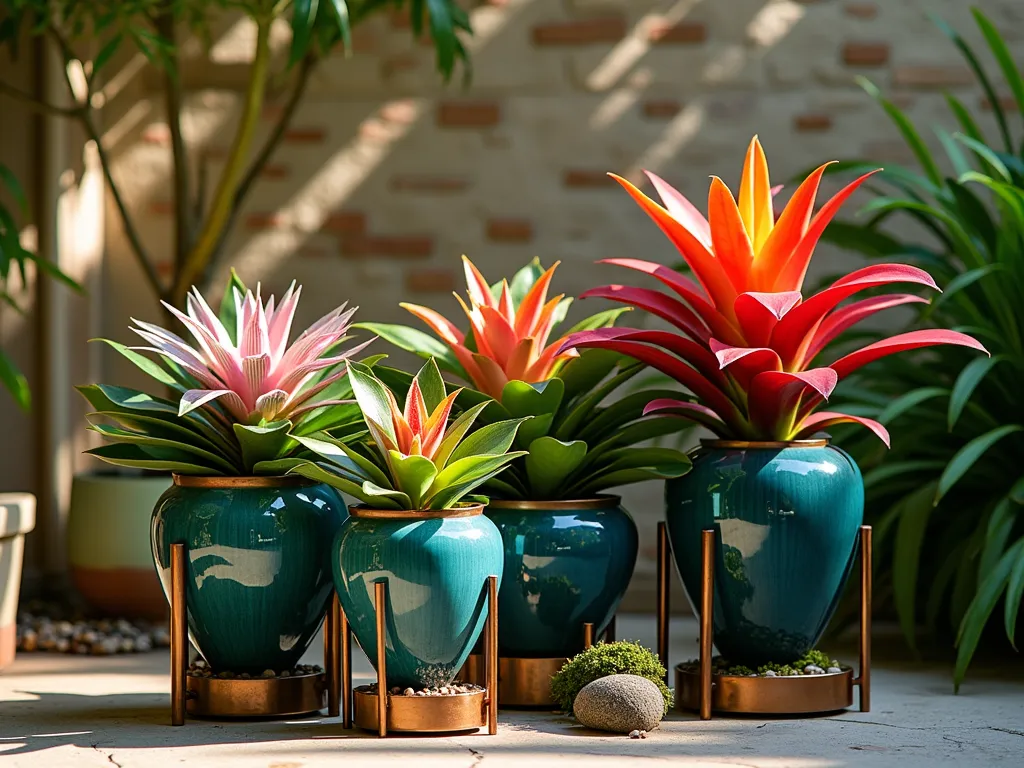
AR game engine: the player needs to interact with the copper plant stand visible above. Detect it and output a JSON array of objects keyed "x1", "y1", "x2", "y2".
[
  {"x1": 461, "y1": 618, "x2": 613, "y2": 707},
  {"x1": 657, "y1": 523, "x2": 872, "y2": 719},
  {"x1": 347, "y1": 577, "x2": 500, "y2": 736},
  {"x1": 169, "y1": 542, "x2": 343, "y2": 724}
]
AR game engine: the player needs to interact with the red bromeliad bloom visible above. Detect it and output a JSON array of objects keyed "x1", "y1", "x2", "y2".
[
  {"x1": 401, "y1": 256, "x2": 576, "y2": 399},
  {"x1": 559, "y1": 137, "x2": 988, "y2": 445},
  {"x1": 371, "y1": 376, "x2": 460, "y2": 461}
]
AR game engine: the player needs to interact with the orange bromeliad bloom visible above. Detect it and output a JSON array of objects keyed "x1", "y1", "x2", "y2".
[
  {"x1": 372, "y1": 376, "x2": 460, "y2": 461},
  {"x1": 400, "y1": 256, "x2": 576, "y2": 399}
]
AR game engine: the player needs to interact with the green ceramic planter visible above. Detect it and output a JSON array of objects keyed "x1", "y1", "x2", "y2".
[
  {"x1": 666, "y1": 439, "x2": 863, "y2": 666},
  {"x1": 151, "y1": 475, "x2": 345, "y2": 673},
  {"x1": 334, "y1": 504, "x2": 503, "y2": 689},
  {"x1": 485, "y1": 496, "x2": 638, "y2": 658}
]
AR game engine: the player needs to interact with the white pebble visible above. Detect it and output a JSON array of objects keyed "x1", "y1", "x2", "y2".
[
  {"x1": 827, "y1": 666, "x2": 842, "y2": 674},
  {"x1": 804, "y1": 665, "x2": 825, "y2": 675},
  {"x1": 629, "y1": 730, "x2": 641, "y2": 739},
  {"x1": 764, "y1": 670, "x2": 777, "y2": 677},
  {"x1": 403, "y1": 688, "x2": 415, "y2": 696}
]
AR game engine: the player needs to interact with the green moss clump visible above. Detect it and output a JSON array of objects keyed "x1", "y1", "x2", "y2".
[
  {"x1": 550, "y1": 641, "x2": 672, "y2": 714},
  {"x1": 680, "y1": 650, "x2": 844, "y2": 677}
]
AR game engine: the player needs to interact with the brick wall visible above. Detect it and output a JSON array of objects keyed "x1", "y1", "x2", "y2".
[{"x1": 100, "y1": 0, "x2": 1024, "y2": 610}]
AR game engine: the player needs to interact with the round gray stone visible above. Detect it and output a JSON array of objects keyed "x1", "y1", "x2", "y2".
[{"x1": 572, "y1": 674, "x2": 663, "y2": 734}]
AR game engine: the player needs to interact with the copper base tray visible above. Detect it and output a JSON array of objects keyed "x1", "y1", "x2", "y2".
[
  {"x1": 185, "y1": 671, "x2": 326, "y2": 718},
  {"x1": 675, "y1": 664, "x2": 854, "y2": 715},
  {"x1": 462, "y1": 654, "x2": 566, "y2": 707},
  {"x1": 352, "y1": 688, "x2": 486, "y2": 733}
]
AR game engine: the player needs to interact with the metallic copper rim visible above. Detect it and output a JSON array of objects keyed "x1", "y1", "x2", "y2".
[
  {"x1": 353, "y1": 688, "x2": 486, "y2": 733},
  {"x1": 675, "y1": 665, "x2": 854, "y2": 715},
  {"x1": 700, "y1": 438, "x2": 828, "y2": 450},
  {"x1": 186, "y1": 671, "x2": 326, "y2": 718},
  {"x1": 485, "y1": 495, "x2": 621, "y2": 511},
  {"x1": 461, "y1": 654, "x2": 566, "y2": 707},
  {"x1": 172, "y1": 474, "x2": 316, "y2": 488},
  {"x1": 348, "y1": 503, "x2": 484, "y2": 520}
]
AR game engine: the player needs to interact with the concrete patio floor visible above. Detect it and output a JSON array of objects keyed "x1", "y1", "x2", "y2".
[{"x1": 1, "y1": 615, "x2": 1022, "y2": 767}]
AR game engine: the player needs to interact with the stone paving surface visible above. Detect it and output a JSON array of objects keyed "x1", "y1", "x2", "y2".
[{"x1": 1, "y1": 616, "x2": 1022, "y2": 767}]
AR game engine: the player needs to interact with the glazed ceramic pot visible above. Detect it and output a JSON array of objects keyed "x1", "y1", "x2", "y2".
[
  {"x1": 69, "y1": 472, "x2": 171, "y2": 618},
  {"x1": 665, "y1": 439, "x2": 863, "y2": 666},
  {"x1": 485, "y1": 497, "x2": 638, "y2": 658},
  {"x1": 151, "y1": 475, "x2": 345, "y2": 673},
  {"x1": 0, "y1": 493, "x2": 35, "y2": 670},
  {"x1": 334, "y1": 504, "x2": 502, "y2": 689}
]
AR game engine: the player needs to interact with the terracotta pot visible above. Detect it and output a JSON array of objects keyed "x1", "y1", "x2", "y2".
[{"x1": 1, "y1": 493, "x2": 35, "y2": 670}]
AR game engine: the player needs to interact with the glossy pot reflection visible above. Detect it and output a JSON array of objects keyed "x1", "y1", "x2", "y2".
[
  {"x1": 666, "y1": 440, "x2": 863, "y2": 666},
  {"x1": 485, "y1": 497, "x2": 638, "y2": 658},
  {"x1": 333, "y1": 505, "x2": 503, "y2": 690},
  {"x1": 152, "y1": 476, "x2": 345, "y2": 673}
]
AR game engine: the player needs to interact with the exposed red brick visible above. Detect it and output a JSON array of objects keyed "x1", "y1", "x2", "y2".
[
  {"x1": 563, "y1": 170, "x2": 613, "y2": 189},
  {"x1": 844, "y1": 2, "x2": 879, "y2": 19},
  {"x1": 245, "y1": 212, "x2": 285, "y2": 230},
  {"x1": 642, "y1": 100, "x2": 682, "y2": 119},
  {"x1": 486, "y1": 219, "x2": 534, "y2": 243},
  {"x1": 148, "y1": 200, "x2": 173, "y2": 215},
  {"x1": 390, "y1": 175, "x2": 470, "y2": 193},
  {"x1": 260, "y1": 164, "x2": 289, "y2": 180},
  {"x1": 389, "y1": 8, "x2": 411, "y2": 29},
  {"x1": 156, "y1": 261, "x2": 174, "y2": 277},
  {"x1": 262, "y1": 103, "x2": 285, "y2": 121},
  {"x1": 381, "y1": 53, "x2": 421, "y2": 78},
  {"x1": 341, "y1": 236, "x2": 433, "y2": 259},
  {"x1": 793, "y1": 113, "x2": 833, "y2": 132},
  {"x1": 283, "y1": 128, "x2": 326, "y2": 144},
  {"x1": 648, "y1": 20, "x2": 707, "y2": 44},
  {"x1": 892, "y1": 65, "x2": 973, "y2": 89},
  {"x1": 405, "y1": 268, "x2": 457, "y2": 293},
  {"x1": 349, "y1": 29, "x2": 378, "y2": 55},
  {"x1": 861, "y1": 139, "x2": 916, "y2": 164},
  {"x1": 296, "y1": 244, "x2": 334, "y2": 259},
  {"x1": 841, "y1": 42, "x2": 890, "y2": 67},
  {"x1": 981, "y1": 95, "x2": 1018, "y2": 111},
  {"x1": 531, "y1": 17, "x2": 626, "y2": 46},
  {"x1": 437, "y1": 102, "x2": 501, "y2": 128},
  {"x1": 380, "y1": 100, "x2": 420, "y2": 125},
  {"x1": 141, "y1": 124, "x2": 170, "y2": 145},
  {"x1": 321, "y1": 212, "x2": 366, "y2": 236}
]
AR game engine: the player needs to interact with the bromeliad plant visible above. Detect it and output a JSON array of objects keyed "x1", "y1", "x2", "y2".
[
  {"x1": 358, "y1": 258, "x2": 692, "y2": 501},
  {"x1": 560, "y1": 137, "x2": 987, "y2": 447},
  {"x1": 289, "y1": 359, "x2": 528, "y2": 510},
  {"x1": 80, "y1": 272, "x2": 372, "y2": 475}
]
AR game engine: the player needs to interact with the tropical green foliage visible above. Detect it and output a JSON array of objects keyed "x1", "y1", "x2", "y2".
[
  {"x1": 81, "y1": 272, "x2": 369, "y2": 475},
  {"x1": 290, "y1": 358, "x2": 528, "y2": 510},
  {"x1": 360, "y1": 259, "x2": 692, "y2": 500},
  {"x1": 823, "y1": 7, "x2": 1024, "y2": 689}
]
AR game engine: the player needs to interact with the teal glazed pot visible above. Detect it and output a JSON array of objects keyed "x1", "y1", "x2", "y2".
[
  {"x1": 485, "y1": 496, "x2": 638, "y2": 658},
  {"x1": 665, "y1": 440, "x2": 863, "y2": 666},
  {"x1": 334, "y1": 504, "x2": 503, "y2": 689},
  {"x1": 151, "y1": 475, "x2": 345, "y2": 673}
]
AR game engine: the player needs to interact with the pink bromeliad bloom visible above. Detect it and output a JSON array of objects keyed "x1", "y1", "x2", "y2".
[{"x1": 130, "y1": 283, "x2": 371, "y2": 424}]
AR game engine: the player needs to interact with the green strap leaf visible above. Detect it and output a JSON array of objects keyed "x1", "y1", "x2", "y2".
[
  {"x1": 977, "y1": 497, "x2": 1017, "y2": 584},
  {"x1": 893, "y1": 482, "x2": 939, "y2": 653},
  {"x1": 348, "y1": 363, "x2": 398, "y2": 444},
  {"x1": 233, "y1": 421, "x2": 295, "y2": 471},
  {"x1": 563, "y1": 307, "x2": 633, "y2": 335},
  {"x1": 388, "y1": 452, "x2": 438, "y2": 509},
  {"x1": 936, "y1": 425, "x2": 1024, "y2": 504},
  {"x1": 293, "y1": 433, "x2": 390, "y2": 488},
  {"x1": 0, "y1": 163, "x2": 28, "y2": 215},
  {"x1": 432, "y1": 401, "x2": 488, "y2": 469},
  {"x1": 353, "y1": 323, "x2": 469, "y2": 380},
  {"x1": 971, "y1": 8, "x2": 1024, "y2": 132},
  {"x1": 289, "y1": 0, "x2": 320, "y2": 67},
  {"x1": 949, "y1": 355, "x2": 1005, "y2": 430},
  {"x1": 412, "y1": 357, "x2": 447, "y2": 414},
  {"x1": 93, "y1": 338, "x2": 182, "y2": 388},
  {"x1": 218, "y1": 269, "x2": 248, "y2": 344},
  {"x1": 858, "y1": 76, "x2": 942, "y2": 187},
  {"x1": 447, "y1": 417, "x2": 528, "y2": 465},
  {"x1": 954, "y1": 540, "x2": 1024, "y2": 691},
  {"x1": 84, "y1": 443, "x2": 221, "y2": 475},
  {"x1": 0, "y1": 348, "x2": 29, "y2": 411},
  {"x1": 90, "y1": 423, "x2": 238, "y2": 474},
  {"x1": 524, "y1": 437, "x2": 588, "y2": 499},
  {"x1": 428, "y1": 452, "x2": 527, "y2": 506},
  {"x1": 325, "y1": 0, "x2": 352, "y2": 54},
  {"x1": 1003, "y1": 539, "x2": 1024, "y2": 649}
]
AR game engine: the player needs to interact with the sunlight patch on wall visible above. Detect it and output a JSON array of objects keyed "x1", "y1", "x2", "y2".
[
  {"x1": 590, "y1": 69, "x2": 652, "y2": 130},
  {"x1": 624, "y1": 102, "x2": 706, "y2": 183},
  {"x1": 747, "y1": 0, "x2": 806, "y2": 48}
]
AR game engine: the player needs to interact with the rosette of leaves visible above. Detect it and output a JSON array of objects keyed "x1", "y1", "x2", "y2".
[
  {"x1": 287, "y1": 359, "x2": 528, "y2": 510},
  {"x1": 80, "y1": 272, "x2": 370, "y2": 475},
  {"x1": 358, "y1": 259, "x2": 692, "y2": 500}
]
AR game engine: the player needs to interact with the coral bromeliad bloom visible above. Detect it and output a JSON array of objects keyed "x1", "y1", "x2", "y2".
[
  {"x1": 560, "y1": 137, "x2": 988, "y2": 445},
  {"x1": 80, "y1": 273, "x2": 373, "y2": 476},
  {"x1": 397, "y1": 256, "x2": 576, "y2": 399},
  {"x1": 292, "y1": 359, "x2": 528, "y2": 510}
]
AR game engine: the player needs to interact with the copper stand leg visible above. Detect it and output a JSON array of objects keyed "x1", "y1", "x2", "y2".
[
  {"x1": 857, "y1": 525, "x2": 872, "y2": 713},
  {"x1": 326, "y1": 592, "x2": 341, "y2": 718},
  {"x1": 583, "y1": 622, "x2": 594, "y2": 650},
  {"x1": 699, "y1": 528, "x2": 715, "y2": 721},
  {"x1": 170, "y1": 542, "x2": 187, "y2": 727},
  {"x1": 605, "y1": 615, "x2": 616, "y2": 643},
  {"x1": 374, "y1": 581, "x2": 388, "y2": 737},
  {"x1": 656, "y1": 521, "x2": 670, "y2": 681},
  {"x1": 486, "y1": 575, "x2": 499, "y2": 735},
  {"x1": 341, "y1": 603, "x2": 352, "y2": 729}
]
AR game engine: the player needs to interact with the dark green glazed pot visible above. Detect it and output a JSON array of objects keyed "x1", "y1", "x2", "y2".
[
  {"x1": 485, "y1": 496, "x2": 638, "y2": 658},
  {"x1": 665, "y1": 440, "x2": 863, "y2": 666},
  {"x1": 151, "y1": 475, "x2": 345, "y2": 673},
  {"x1": 334, "y1": 504, "x2": 503, "y2": 689}
]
